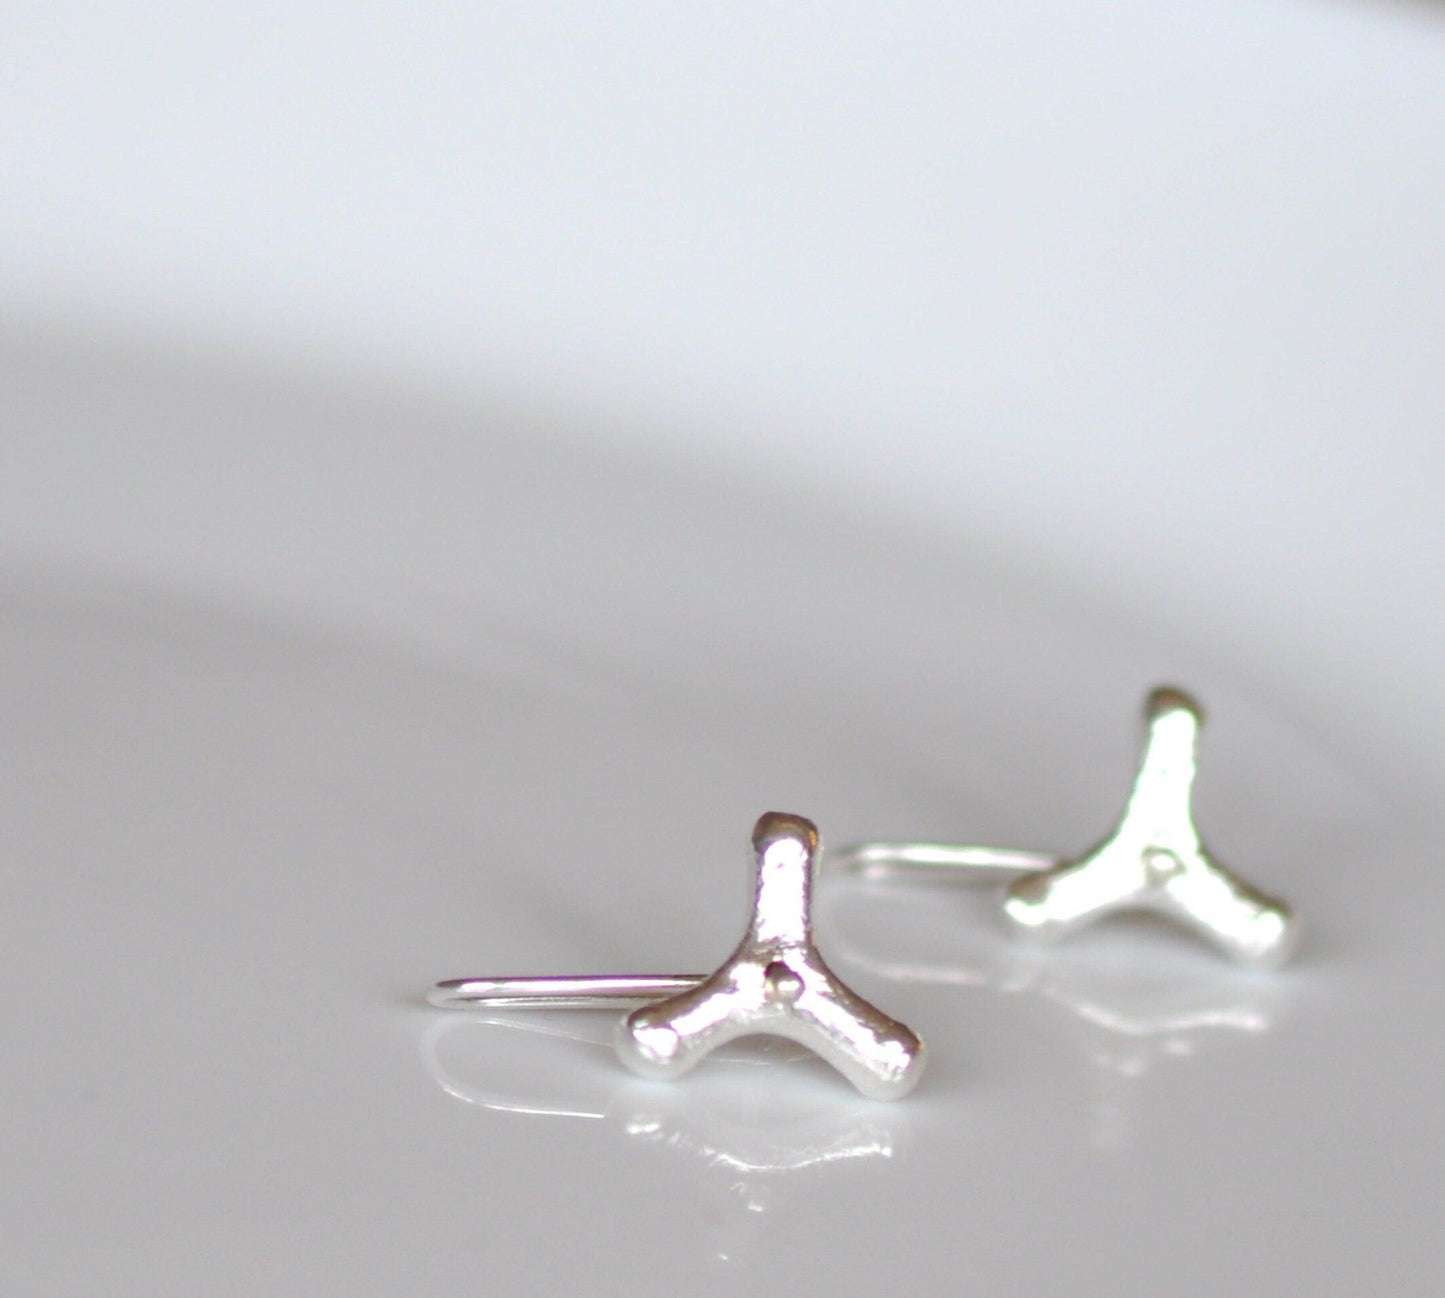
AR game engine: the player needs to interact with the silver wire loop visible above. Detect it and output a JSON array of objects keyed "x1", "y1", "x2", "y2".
[
  {"x1": 428, "y1": 812, "x2": 927, "y2": 1100},
  {"x1": 428, "y1": 975, "x2": 703, "y2": 1010},
  {"x1": 830, "y1": 687, "x2": 1298, "y2": 968},
  {"x1": 830, "y1": 842, "x2": 1057, "y2": 881}
]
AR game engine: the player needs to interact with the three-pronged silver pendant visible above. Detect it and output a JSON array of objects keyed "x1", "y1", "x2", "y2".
[
  {"x1": 833, "y1": 687, "x2": 1298, "y2": 969},
  {"x1": 431, "y1": 812, "x2": 927, "y2": 1100},
  {"x1": 427, "y1": 686, "x2": 1298, "y2": 1098}
]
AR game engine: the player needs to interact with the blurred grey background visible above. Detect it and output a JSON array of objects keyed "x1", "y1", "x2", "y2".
[{"x1": 3, "y1": 2, "x2": 1442, "y2": 783}]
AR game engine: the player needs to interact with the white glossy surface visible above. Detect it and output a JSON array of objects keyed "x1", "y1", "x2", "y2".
[{"x1": 3, "y1": 2, "x2": 1444, "y2": 1291}]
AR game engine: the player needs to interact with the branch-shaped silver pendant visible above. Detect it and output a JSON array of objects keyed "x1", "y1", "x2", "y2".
[{"x1": 430, "y1": 812, "x2": 927, "y2": 1099}]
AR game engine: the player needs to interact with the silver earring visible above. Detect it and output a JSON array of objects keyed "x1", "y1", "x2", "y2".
[
  {"x1": 834, "y1": 687, "x2": 1298, "y2": 968},
  {"x1": 429, "y1": 811, "x2": 927, "y2": 1100}
]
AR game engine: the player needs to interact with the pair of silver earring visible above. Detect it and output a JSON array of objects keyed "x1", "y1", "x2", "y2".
[{"x1": 427, "y1": 687, "x2": 1298, "y2": 1101}]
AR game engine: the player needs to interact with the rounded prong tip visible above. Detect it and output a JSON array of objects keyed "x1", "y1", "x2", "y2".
[
  {"x1": 1145, "y1": 685, "x2": 1205, "y2": 725},
  {"x1": 1000, "y1": 882, "x2": 1067, "y2": 942},
  {"x1": 858, "y1": 1035, "x2": 928, "y2": 1101},
  {"x1": 615, "y1": 1012, "x2": 686, "y2": 1080},
  {"x1": 1242, "y1": 906, "x2": 1302, "y2": 970},
  {"x1": 751, "y1": 811, "x2": 820, "y2": 854}
]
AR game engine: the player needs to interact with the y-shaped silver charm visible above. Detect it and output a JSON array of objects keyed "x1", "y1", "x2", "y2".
[
  {"x1": 832, "y1": 687, "x2": 1298, "y2": 968},
  {"x1": 428, "y1": 812, "x2": 926, "y2": 1100},
  {"x1": 1002, "y1": 688, "x2": 1296, "y2": 966},
  {"x1": 617, "y1": 812, "x2": 925, "y2": 1099}
]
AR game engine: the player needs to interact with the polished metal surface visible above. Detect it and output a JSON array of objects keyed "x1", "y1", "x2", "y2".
[
  {"x1": 831, "y1": 687, "x2": 1298, "y2": 967},
  {"x1": 1003, "y1": 688, "x2": 1297, "y2": 965},
  {"x1": 428, "y1": 812, "x2": 927, "y2": 1099},
  {"x1": 616, "y1": 813, "x2": 926, "y2": 1099}
]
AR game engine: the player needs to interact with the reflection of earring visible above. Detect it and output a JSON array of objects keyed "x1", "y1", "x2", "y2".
[
  {"x1": 834, "y1": 687, "x2": 1298, "y2": 968},
  {"x1": 420, "y1": 1014, "x2": 903, "y2": 1174},
  {"x1": 429, "y1": 812, "x2": 926, "y2": 1100}
]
